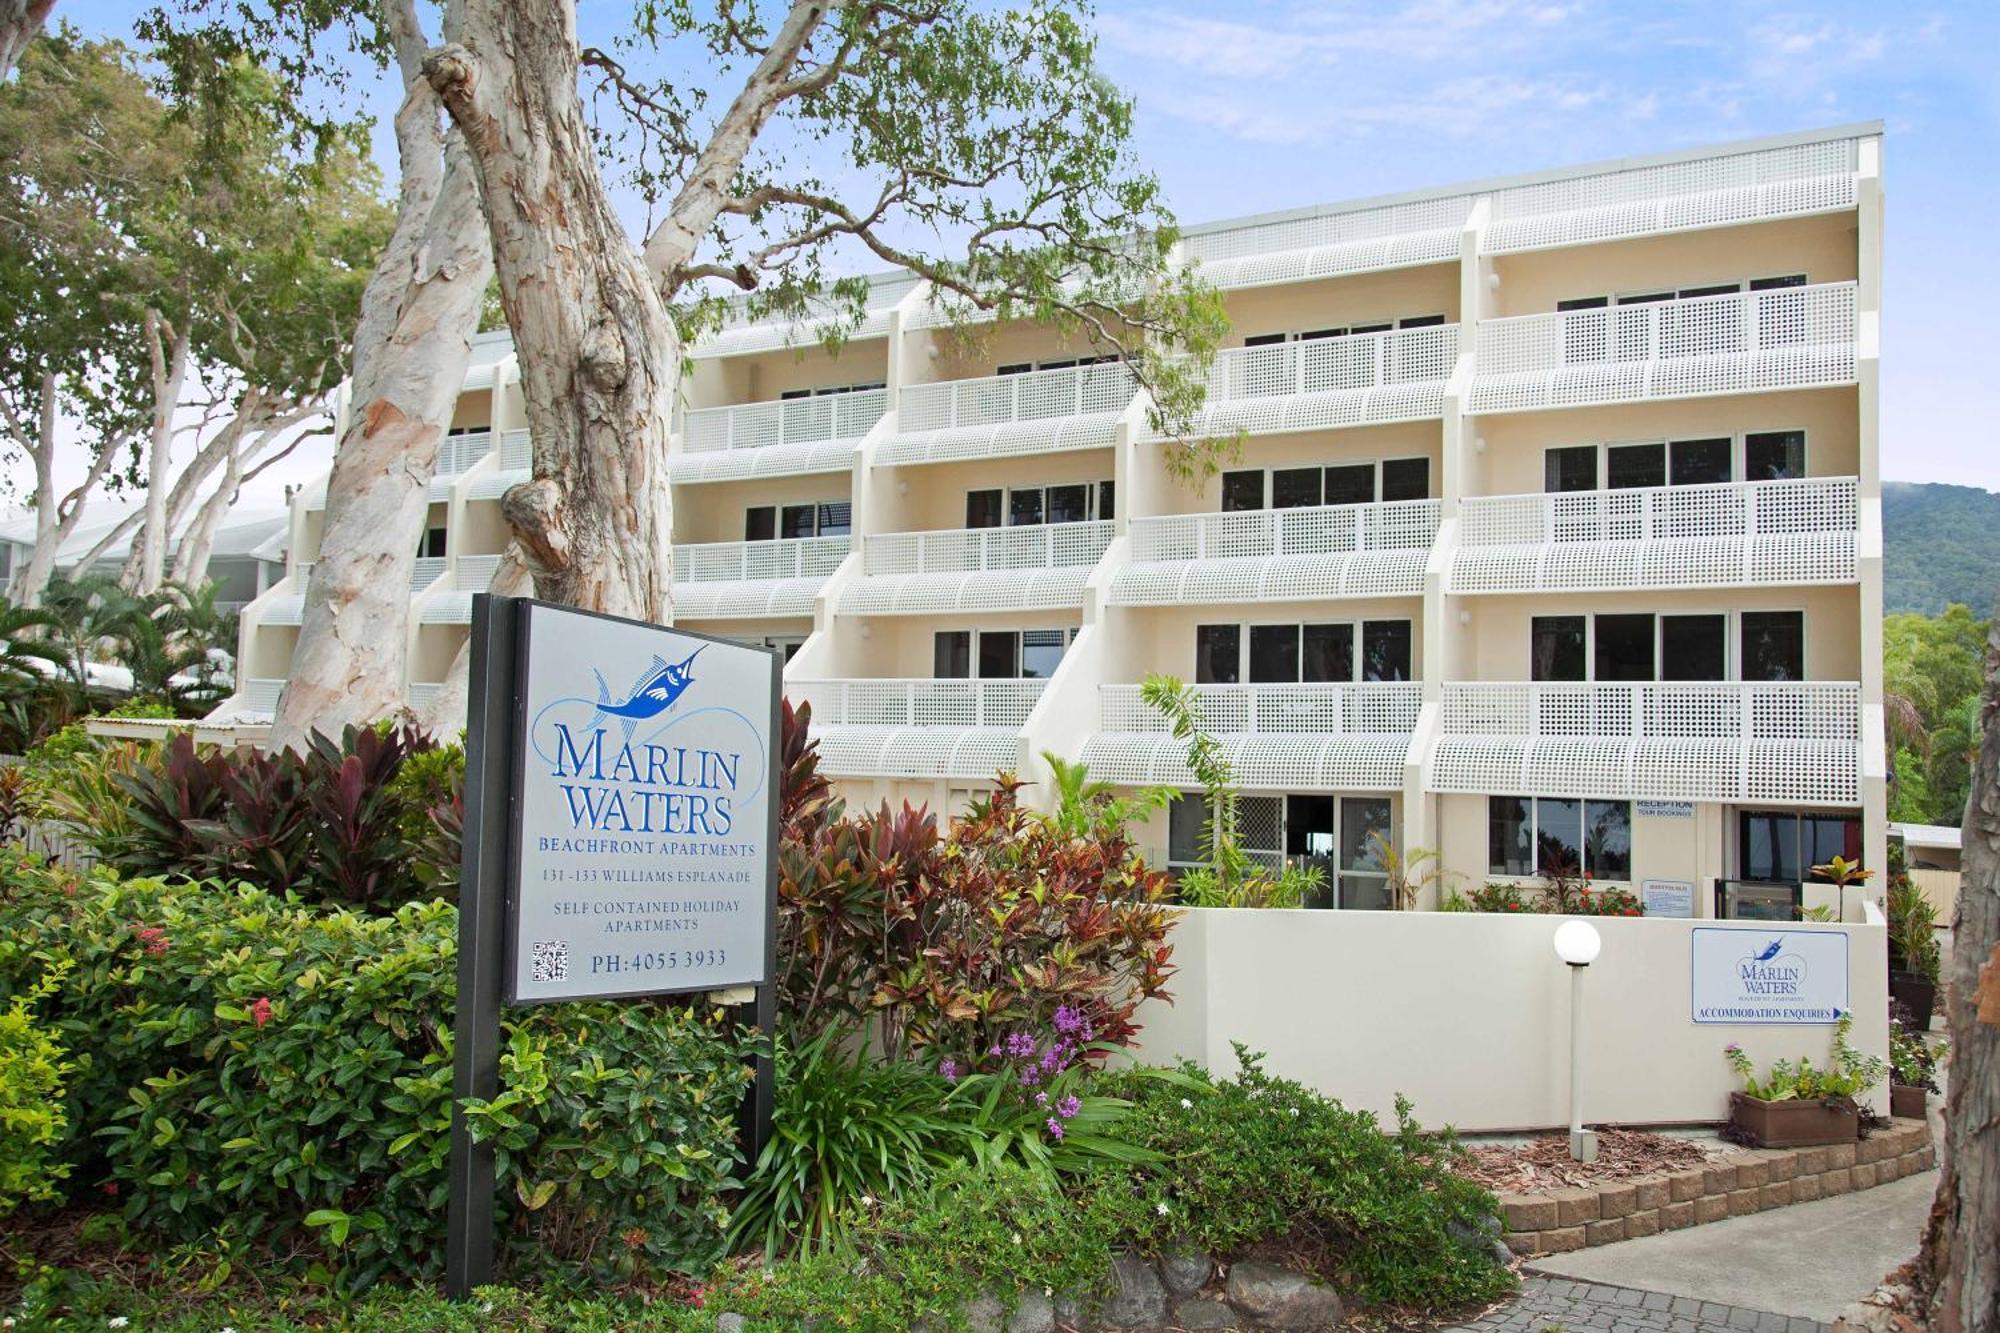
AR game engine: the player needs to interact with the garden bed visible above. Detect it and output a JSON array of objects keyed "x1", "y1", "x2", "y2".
[{"x1": 1454, "y1": 1127, "x2": 1718, "y2": 1194}]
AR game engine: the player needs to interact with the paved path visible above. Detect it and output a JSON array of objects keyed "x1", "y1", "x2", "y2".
[
  {"x1": 1522, "y1": 1167, "x2": 1935, "y2": 1325},
  {"x1": 1442, "y1": 1275, "x2": 1829, "y2": 1332}
]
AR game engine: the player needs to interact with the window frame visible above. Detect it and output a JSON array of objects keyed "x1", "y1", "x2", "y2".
[
  {"x1": 1527, "y1": 609, "x2": 1759, "y2": 683},
  {"x1": 1215, "y1": 455, "x2": 1433, "y2": 510},
  {"x1": 1487, "y1": 795, "x2": 1636, "y2": 881},
  {"x1": 1540, "y1": 429, "x2": 1812, "y2": 493},
  {"x1": 1195, "y1": 617, "x2": 1414, "y2": 685}
]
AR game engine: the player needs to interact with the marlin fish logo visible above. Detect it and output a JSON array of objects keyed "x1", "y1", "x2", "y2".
[
  {"x1": 1750, "y1": 938, "x2": 1785, "y2": 963},
  {"x1": 586, "y1": 646, "x2": 705, "y2": 741}
]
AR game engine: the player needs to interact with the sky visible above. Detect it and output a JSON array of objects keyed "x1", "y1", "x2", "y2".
[{"x1": 39, "y1": 0, "x2": 2000, "y2": 509}]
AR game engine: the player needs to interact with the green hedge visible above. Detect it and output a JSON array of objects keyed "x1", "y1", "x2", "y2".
[{"x1": 0, "y1": 851, "x2": 754, "y2": 1288}]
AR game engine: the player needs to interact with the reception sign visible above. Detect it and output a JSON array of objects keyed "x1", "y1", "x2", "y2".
[
  {"x1": 1690, "y1": 926, "x2": 1849, "y2": 1025},
  {"x1": 506, "y1": 601, "x2": 778, "y2": 1003}
]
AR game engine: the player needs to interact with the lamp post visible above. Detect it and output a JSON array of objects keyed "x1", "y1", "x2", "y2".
[{"x1": 1552, "y1": 919, "x2": 1602, "y2": 1163}]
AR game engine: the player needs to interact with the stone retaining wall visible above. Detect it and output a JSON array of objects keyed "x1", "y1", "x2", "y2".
[{"x1": 1498, "y1": 1120, "x2": 1934, "y2": 1258}]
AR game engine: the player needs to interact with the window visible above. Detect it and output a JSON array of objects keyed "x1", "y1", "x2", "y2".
[
  {"x1": 1336, "y1": 797, "x2": 1395, "y2": 909},
  {"x1": 771, "y1": 501, "x2": 850, "y2": 539},
  {"x1": 1196, "y1": 625, "x2": 1240, "y2": 684},
  {"x1": 1594, "y1": 614, "x2": 1655, "y2": 682},
  {"x1": 1098, "y1": 480, "x2": 1116, "y2": 521},
  {"x1": 1661, "y1": 615, "x2": 1728, "y2": 681},
  {"x1": 1532, "y1": 616, "x2": 1587, "y2": 682},
  {"x1": 1020, "y1": 629, "x2": 1066, "y2": 679},
  {"x1": 1176, "y1": 793, "x2": 1394, "y2": 909},
  {"x1": 1221, "y1": 471, "x2": 1264, "y2": 511},
  {"x1": 966, "y1": 490, "x2": 1003, "y2": 529},
  {"x1": 978, "y1": 631, "x2": 1019, "y2": 678},
  {"x1": 1606, "y1": 443, "x2": 1665, "y2": 490},
  {"x1": 1739, "y1": 811, "x2": 1860, "y2": 883},
  {"x1": 1545, "y1": 446, "x2": 1598, "y2": 493},
  {"x1": 1322, "y1": 464, "x2": 1374, "y2": 506},
  {"x1": 1741, "y1": 611, "x2": 1804, "y2": 681},
  {"x1": 1380, "y1": 457, "x2": 1431, "y2": 502},
  {"x1": 745, "y1": 506, "x2": 777, "y2": 541},
  {"x1": 934, "y1": 631, "x2": 971, "y2": 678},
  {"x1": 1008, "y1": 489, "x2": 1044, "y2": 527},
  {"x1": 780, "y1": 504, "x2": 817, "y2": 539},
  {"x1": 1745, "y1": 430, "x2": 1806, "y2": 481},
  {"x1": 1669, "y1": 438, "x2": 1732, "y2": 486},
  {"x1": 816, "y1": 502, "x2": 852, "y2": 537},
  {"x1": 419, "y1": 527, "x2": 447, "y2": 558},
  {"x1": 1197, "y1": 619, "x2": 1410, "y2": 683},
  {"x1": 1272, "y1": 468, "x2": 1323, "y2": 509},
  {"x1": 1489, "y1": 797, "x2": 1633, "y2": 879}
]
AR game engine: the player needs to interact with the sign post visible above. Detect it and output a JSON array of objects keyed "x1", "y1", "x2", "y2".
[{"x1": 446, "y1": 594, "x2": 781, "y2": 1298}]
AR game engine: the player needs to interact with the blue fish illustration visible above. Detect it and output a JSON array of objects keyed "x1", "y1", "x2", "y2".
[
  {"x1": 1751, "y1": 939, "x2": 1784, "y2": 962},
  {"x1": 587, "y1": 646, "x2": 704, "y2": 741}
]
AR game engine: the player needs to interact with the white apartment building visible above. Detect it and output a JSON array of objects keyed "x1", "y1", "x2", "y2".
[{"x1": 221, "y1": 123, "x2": 1886, "y2": 921}]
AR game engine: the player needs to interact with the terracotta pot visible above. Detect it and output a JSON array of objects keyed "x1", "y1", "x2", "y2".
[
  {"x1": 1890, "y1": 1084, "x2": 1928, "y2": 1120},
  {"x1": 1728, "y1": 1091, "x2": 1859, "y2": 1147}
]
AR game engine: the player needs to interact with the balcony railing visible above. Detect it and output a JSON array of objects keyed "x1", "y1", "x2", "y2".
[
  {"x1": 1470, "y1": 282, "x2": 1857, "y2": 413},
  {"x1": 1439, "y1": 681, "x2": 1860, "y2": 742},
  {"x1": 1210, "y1": 327, "x2": 1458, "y2": 400},
  {"x1": 456, "y1": 555, "x2": 505, "y2": 592},
  {"x1": 898, "y1": 362, "x2": 1136, "y2": 433},
  {"x1": 437, "y1": 430, "x2": 496, "y2": 476},
  {"x1": 671, "y1": 536, "x2": 850, "y2": 584},
  {"x1": 411, "y1": 556, "x2": 448, "y2": 591},
  {"x1": 1131, "y1": 499, "x2": 1440, "y2": 562},
  {"x1": 240, "y1": 679, "x2": 285, "y2": 713},
  {"x1": 1101, "y1": 682, "x2": 1422, "y2": 736},
  {"x1": 682, "y1": 389, "x2": 886, "y2": 453},
  {"x1": 1181, "y1": 194, "x2": 1473, "y2": 289},
  {"x1": 788, "y1": 678, "x2": 1046, "y2": 729},
  {"x1": 863, "y1": 521, "x2": 1113, "y2": 576}
]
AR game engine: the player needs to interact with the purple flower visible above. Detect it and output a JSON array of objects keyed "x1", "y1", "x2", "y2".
[
  {"x1": 1035, "y1": 1090, "x2": 1049, "y2": 1107},
  {"x1": 1045, "y1": 1117, "x2": 1065, "y2": 1141},
  {"x1": 939, "y1": 1059, "x2": 958, "y2": 1082},
  {"x1": 1019, "y1": 1066, "x2": 1041, "y2": 1088},
  {"x1": 1039, "y1": 1046, "x2": 1065, "y2": 1074},
  {"x1": 1006, "y1": 1032, "x2": 1037, "y2": 1060},
  {"x1": 1724, "y1": 1043, "x2": 1742, "y2": 1055},
  {"x1": 988, "y1": 1042, "x2": 1003, "y2": 1057},
  {"x1": 1057, "y1": 1094, "x2": 1082, "y2": 1119},
  {"x1": 1053, "y1": 1004, "x2": 1084, "y2": 1035}
]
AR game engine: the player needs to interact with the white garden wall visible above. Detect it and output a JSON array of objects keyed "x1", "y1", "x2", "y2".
[{"x1": 1127, "y1": 909, "x2": 1889, "y2": 1133}]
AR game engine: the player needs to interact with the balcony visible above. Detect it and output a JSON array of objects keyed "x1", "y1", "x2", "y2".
[
  {"x1": 1153, "y1": 326, "x2": 1459, "y2": 440},
  {"x1": 692, "y1": 271, "x2": 918, "y2": 359},
  {"x1": 875, "y1": 362, "x2": 1137, "y2": 466},
  {"x1": 671, "y1": 390, "x2": 885, "y2": 484},
  {"x1": 1448, "y1": 477, "x2": 1859, "y2": 594},
  {"x1": 465, "y1": 429, "x2": 534, "y2": 499},
  {"x1": 1484, "y1": 133, "x2": 1861, "y2": 255},
  {"x1": 1109, "y1": 499, "x2": 1439, "y2": 605},
  {"x1": 670, "y1": 536, "x2": 850, "y2": 619},
  {"x1": 236, "y1": 678, "x2": 285, "y2": 718},
  {"x1": 1429, "y1": 680, "x2": 1861, "y2": 805},
  {"x1": 431, "y1": 430, "x2": 498, "y2": 497},
  {"x1": 1181, "y1": 194, "x2": 1473, "y2": 290},
  {"x1": 411, "y1": 556, "x2": 448, "y2": 591},
  {"x1": 787, "y1": 677, "x2": 1045, "y2": 780},
  {"x1": 839, "y1": 521, "x2": 1113, "y2": 615},
  {"x1": 1081, "y1": 682, "x2": 1421, "y2": 790},
  {"x1": 1469, "y1": 282, "x2": 1857, "y2": 414},
  {"x1": 419, "y1": 554, "x2": 506, "y2": 624}
]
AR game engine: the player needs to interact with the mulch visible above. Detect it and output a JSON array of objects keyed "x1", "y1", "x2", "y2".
[{"x1": 1451, "y1": 1127, "x2": 1720, "y2": 1194}]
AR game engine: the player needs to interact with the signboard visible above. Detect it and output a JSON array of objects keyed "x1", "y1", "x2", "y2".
[
  {"x1": 1690, "y1": 926, "x2": 1849, "y2": 1025},
  {"x1": 1640, "y1": 878, "x2": 1696, "y2": 918},
  {"x1": 1636, "y1": 799, "x2": 1695, "y2": 819},
  {"x1": 448, "y1": 596, "x2": 778, "y2": 1298},
  {"x1": 506, "y1": 600, "x2": 778, "y2": 1002}
]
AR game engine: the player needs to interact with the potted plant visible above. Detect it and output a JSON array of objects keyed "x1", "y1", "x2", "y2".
[
  {"x1": 1810, "y1": 853, "x2": 1874, "y2": 923},
  {"x1": 1722, "y1": 1013, "x2": 1887, "y2": 1147},
  {"x1": 1888, "y1": 1008, "x2": 1945, "y2": 1120},
  {"x1": 1884, "y1": 859, "x2": 1942, "y2": 1029}
]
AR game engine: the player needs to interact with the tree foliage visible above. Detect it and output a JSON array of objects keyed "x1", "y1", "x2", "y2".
[{"x1": 1884, "y1": 603, "x2": 1988, "y2": 826}]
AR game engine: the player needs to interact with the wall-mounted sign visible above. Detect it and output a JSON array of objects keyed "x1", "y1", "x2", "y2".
[
  {"x1": 1636, "y1": 800, "x2": 1696, "y2": 819},
  {"x1": 1641, "y1": 879, "x2": 1696, "y2": 918},
  {"x1": 1690, "y1": 926, "x2": 1849, "y2": 1025},
  {"x1": 505, "y1": 601, "x2": 778, "y2": 1003}
]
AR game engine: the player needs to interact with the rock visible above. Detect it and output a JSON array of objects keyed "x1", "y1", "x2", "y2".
[
  {"x1": 1224, "y1": 1261, "x2": 1346, "y2": 1329},
  {"x1": 963, "y1": 1291, "x2": 1007, "y2": 1333},
  {"x1": 716, "y1": 1316, "x2": 748, "y2": 1333},
  {"x1": 1098, "y1": 1251, "x2": 1169, "y2": 1328},
  {"x1": 1159, "y1": 1245, "x2": 1215, "y2": 1297},
  {"x1": 1172, "y1": 1296, "x2": 1243, "y2": 1329},
  {"x1": 1006, "y1": 1290, "x2": 1056, "y2": 1333},
  {"x1": 1448, "y1": 1215, "x2": 1514, "y2": 1269},
  {"x1": 1052, "y1": 1293, "x2": 1087, "y2": 1330}
]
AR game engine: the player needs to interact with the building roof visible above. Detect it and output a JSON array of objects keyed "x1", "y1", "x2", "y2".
[
  {"x1": 0, "y1": 504, "x2": 288, "y2": 569},
  {"x1": 1889, "y1": 822, "x2": 1961, "y2": 851}
]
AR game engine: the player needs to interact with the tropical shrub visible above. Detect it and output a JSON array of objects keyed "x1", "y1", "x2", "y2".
[
  {"x1": 12, "y1": 698, "x2": 177, "y2": 817},
  {"x1": 0, "y1": 853, "x2": 751, "y2": 1286},
  {"x1": 1569, "y1": 883, "x2": 1644, "y2": 916},
  {"x1": 1102, "y1": 1048, "x2": 1513, "y2": 1309},
  {"x1": 0, "y1": 957, "x2": 72, "y2": 1214},
  {"x1": 776, "y1": 702, "x2": 1178, "y2": 1062},
  {"x1": 1722, "y1": 1013, "x2": 1888, "y2": 1103},
  {"x1": 1889, "y1": 1010, "x2": 1945, "y2": 1091},
  {"x1": 1464, "y1": 882, "x2": 1532, "y2": 913},
  {"x1": 1885, "y1": 851, "x2": 1941, "y2": 982}
]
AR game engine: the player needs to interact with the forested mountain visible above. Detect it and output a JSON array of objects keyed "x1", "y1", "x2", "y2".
[{"x1": 1883, "y1": 481, "x2": 2000, "y2": 615}]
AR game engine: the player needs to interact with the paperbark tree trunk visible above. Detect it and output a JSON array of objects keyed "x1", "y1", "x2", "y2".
[
  {"x1": 268, "y1": 0, "x2": 492, "y2": 752},
  {"x1": 6, "y1": 372, "x2": 125, "y2": 608},
  {"x1": 0, "y1": 0, "x2": 54, "y2": 80},
  {"x1": 425, "y1": 0, "x2": 676, "y2": 623},
  {"x1": 1917, "y1": 606, "x2": 2000, "y2": 1331},
  {"x1": 126, "y1": 309, "x2": 190, "y2": 594}
]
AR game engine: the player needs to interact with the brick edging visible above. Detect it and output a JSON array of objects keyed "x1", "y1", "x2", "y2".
[{"x1": 1498, "y1": 1119, "x2": 1934, "y2": 1257}]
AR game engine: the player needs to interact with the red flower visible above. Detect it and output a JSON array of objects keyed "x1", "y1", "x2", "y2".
[
  {"x1": 250, "y1": 997, "x2": 273, "y2": 1028},
  {"x1": 135, "y1": 926, "x2": 169, "y2": 956},
  {"x1": 100, "y1": 1181, "x2": 119, "y2": 1197}
]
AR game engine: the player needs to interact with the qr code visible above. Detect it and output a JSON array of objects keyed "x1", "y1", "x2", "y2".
[{"x1": 530, "y1": 940, "x2": 569, "y2": 984}]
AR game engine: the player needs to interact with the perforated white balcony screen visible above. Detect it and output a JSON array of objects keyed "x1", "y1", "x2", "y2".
[
  {"x1": 1447, "y1": 478, "x2": 1859, "y2": 594},
  {"x1": 420, "y1": 555, "x2": 506, "y2": 624},
  {"x1": 411, "y1": 557, "x2": 448, "y2": 591},
  {"x1": 1082, "y1": 683, "x2": 1419, "y2": 790},
  {"x1": 1181, "y1": 195, "x2": 1473, "y2": 289},
  {"x1": 1485, "y1": 137, "x2": 1860, "y2": 254},
  {"x1": 682, "y1": 390, "x2": 885, "y2": 453},
  {"x1": 1429, "y1": 681, "x2": 1861, "y2": 804},
  {"x1": 436, "y1": 431, "x2": 494, "y2": 477},
  {"x1": 668, "y1": 437, "x2": 861, "y2": 483},
  {"x1": 669, "y1": 539, "x2": 844, "y2": 618},
  {"x1": 841, "y1": 522, "x2": 1110, "y2": 615},
  {"x1": 260, "y1": 581, "x2": 309, "y2": 625},
  {"x1": 1470, "y1": 283, "x2": 1857, "y2": 414},
  {"x1": 1146, "y1": 326, "x2": 1457, "y2": 439},
  {"x1": 237, "y1": 679, "x2": 285, "y2": 717},
  {"x1": 876, "y1": 362, "x2": 1135, "y2": 466},
  {"x1": 464, "y1": 430, "x2": 534, "y2": 499},
  {"x1": 692, "y1": 274, "x2": 917, "y2": 359},
  {"x1": 788, "y1": 678, "x2": 1044, "y2": 780},
  {"x1": 1110, "y1": 501, "x2": 1438, "y2": 605}
]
